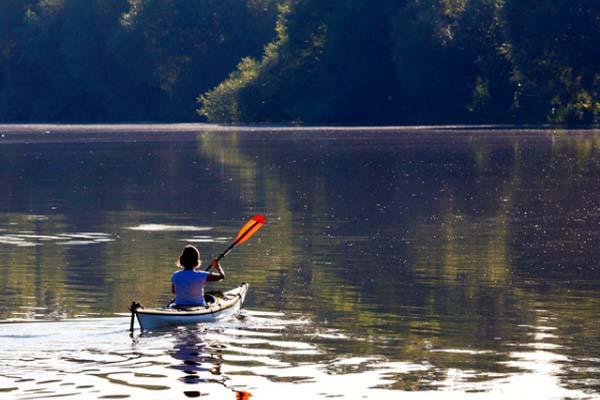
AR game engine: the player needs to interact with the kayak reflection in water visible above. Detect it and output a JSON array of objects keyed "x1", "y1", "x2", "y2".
[
  {"x1": 172, "y1": 245, "x2": 226, "y2": 306},
  {"x1": 170, "y1": 328, "x2": 221, "y2": 378},
  {"x1": 169, "y1": 328, "x2": 253, "y2": 398}
]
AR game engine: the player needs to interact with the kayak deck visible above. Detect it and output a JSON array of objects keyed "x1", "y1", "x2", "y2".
[{"x1": 135, "y1": 283, "x2": 249, "y2": 330}]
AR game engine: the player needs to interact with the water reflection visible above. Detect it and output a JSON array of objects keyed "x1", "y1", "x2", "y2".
[
  {"x1": 0, "y1": 127, "x2": 599, "y2": 398},
  {"x1": 127, "y1": 224, "x2": 213, "y2": 232},
  {"x1": 164, "y1": 326, "x2": 260, "y2": 399},
  {"x1": 0, "y1": 310, "x2": 598, "y2": 398},
  {"x1": 169, "y1": 328, "x2": 223, "y2": 384},
  {"x1": 0, "y1": 230, "x2": 114, "y2": 247}
]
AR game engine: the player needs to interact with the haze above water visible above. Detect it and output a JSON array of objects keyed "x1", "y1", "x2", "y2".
[{"x1": 0, "y1": 126, "x2": 599, "y2": 399}]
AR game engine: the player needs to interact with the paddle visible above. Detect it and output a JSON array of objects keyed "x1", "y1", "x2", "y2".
[{"x1": 206, "y1": 214, "x2": 266, "y2": 270}]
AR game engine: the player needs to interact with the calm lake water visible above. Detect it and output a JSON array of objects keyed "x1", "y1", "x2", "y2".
[{"x1": 0, "y1": 125, "x2": 599, "y2": 399}]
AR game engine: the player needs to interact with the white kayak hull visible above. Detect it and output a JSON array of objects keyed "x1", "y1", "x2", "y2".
[{"x1": 135, "y1": 283, "x2": 249, "y2": 330}]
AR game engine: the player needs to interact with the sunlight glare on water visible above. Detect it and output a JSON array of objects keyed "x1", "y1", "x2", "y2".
[
  {"x1": 126, "y1": 225, "x2": 214, "y2": 232},
  {"x1": 0, "y1": 313, "x2": 589, "y2": 400}
]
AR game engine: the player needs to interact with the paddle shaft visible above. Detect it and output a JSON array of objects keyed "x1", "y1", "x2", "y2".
[
  {"x1": 216, "y1": 242, "x2": 236, "y2": 262},
  {"x1": 207, "y1": 219, "x2": 262, "y2": 269}
]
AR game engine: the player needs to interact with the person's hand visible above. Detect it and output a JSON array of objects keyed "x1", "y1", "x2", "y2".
[{"x1": 206, "y1": 258, "x2": 225, "y2": 281}]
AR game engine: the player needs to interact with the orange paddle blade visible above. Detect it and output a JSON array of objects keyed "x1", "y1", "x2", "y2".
[
  {"x1": 236, "y1": 391, "x2": 252, "y2": 400},
  {"x1": 234, "y1": 214, "x2": 266, "y2": 245}
]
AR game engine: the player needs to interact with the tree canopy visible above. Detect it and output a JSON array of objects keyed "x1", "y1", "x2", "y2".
[
  {"x1": 1, "y1": 0, "x2": 598, "y2": 124},
  {"x1": 0, "y1": 0, "x2": 278, "y2": 122},
  {"x1": 200, "y1": 0, "x2": 600, "y2": 125}
]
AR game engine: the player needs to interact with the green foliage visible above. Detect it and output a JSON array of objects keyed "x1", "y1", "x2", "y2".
[
  {"x1": 202, "y1": 0, "x2": 403, "y2": 124},
  {"x1": 504, "y1": 0, "x2": 600, "y2": 123},
  {"x1": 198, "y1": 57, "x2": 261, "y2": 123},
  {"x1": 200, "y1": 0, "x2": 600, "y2": 125},
  {"x1": 0, "y1": 0, "x2": 598, "y2": 124},
  {"x1": 398, "y1": 0, "x2": 515, "y2": 122},
  {"x1": 0, "y1": 0, "x2": 278, "y2": 122}
]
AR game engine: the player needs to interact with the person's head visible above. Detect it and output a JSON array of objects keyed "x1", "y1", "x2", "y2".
[{"x1": 178, "y1": 245, "x2": 200, "y2": 269}]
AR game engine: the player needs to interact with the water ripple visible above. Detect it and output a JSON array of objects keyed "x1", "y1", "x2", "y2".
[
  {"x1": 0, "y1": 231, "x2": 113, "y2": 247},
  {"x1": 0, "y1": 310, "x2": 599, "y2": 399},
  {"x1": 126, "y1": 225, "x2": 213, "y2": 232}
]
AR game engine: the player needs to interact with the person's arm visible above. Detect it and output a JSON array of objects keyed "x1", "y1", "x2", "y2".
[
  {"x1": 206, "y1": 259, "x2": 225, "y2": 282},
  {"x1": 171, "y1": 283, "x2": 175, "y2": 294}
]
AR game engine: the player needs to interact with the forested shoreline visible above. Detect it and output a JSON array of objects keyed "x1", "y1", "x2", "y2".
[{"x1": 1, "y1": 0, "x2": 599, "y2": 125}]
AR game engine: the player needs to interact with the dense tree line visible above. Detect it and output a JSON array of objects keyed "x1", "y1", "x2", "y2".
[
  {"x1": 0, "y1": 0, "x2": 277, "y2": 122},
  {"x1": 1, "y1": 0, "x2": 599, "y2": 124},
  {"x1": 201, "y1": 0, "x2": 600, "y2": 125}
]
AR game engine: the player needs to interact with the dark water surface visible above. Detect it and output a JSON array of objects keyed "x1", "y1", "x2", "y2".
[{"x1": 0, "y1": 125, "x2": 599, "y2": 399}]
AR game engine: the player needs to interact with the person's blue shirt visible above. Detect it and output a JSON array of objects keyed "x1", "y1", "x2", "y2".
[{"x1": 171, "y1": 269, "x2": 209, "y2": 305}]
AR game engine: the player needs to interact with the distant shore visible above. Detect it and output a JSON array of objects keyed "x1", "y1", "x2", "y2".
[
  {"x1": 0, "y1": 123, "x2": 598, "y2": 144},
  {"x1": 1, "y1": 123, "x2": 599, "y2": 133}
]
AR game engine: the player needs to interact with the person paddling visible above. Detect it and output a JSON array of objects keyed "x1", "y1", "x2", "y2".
[{"x1": 171, "y1": 245, "x2": 225, "y2": 306}]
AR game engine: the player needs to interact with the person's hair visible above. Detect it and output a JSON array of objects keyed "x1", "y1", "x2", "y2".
[{"x1": 178, "y1": 245, "x2": 200, "y2": 269}]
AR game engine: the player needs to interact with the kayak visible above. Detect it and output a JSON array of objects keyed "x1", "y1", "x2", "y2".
[{"x1": 134, "y1": 283, "x2": 249, "y2": 330}]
